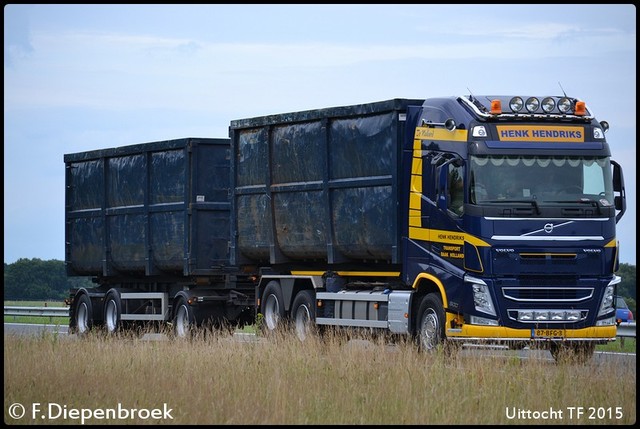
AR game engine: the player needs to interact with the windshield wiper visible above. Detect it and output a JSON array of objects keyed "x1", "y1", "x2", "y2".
[
  {"x1": 481, "y1": 199, "x2": 541, "y2": 215},
  {"x1": 546, "y1": 198, "x2": 602, "y2": 215}
]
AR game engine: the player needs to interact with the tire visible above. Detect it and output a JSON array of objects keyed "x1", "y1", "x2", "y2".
[
  {"x1": 549, "y1": 342, "x2": 595, "y2": 364},
  {"x1": 291, "y1": 290, "x2": 316, "y2": 342},
  {"x1": 71, "y1": 293, "x2": 93, "y2": 336},
  {"x1": 415, "y1": 293, "x2": 446, "y2": 352},
  {"x1": 173, "y1": 297, "x2": 195, "y2": 338},
  {"x1": 261, "y1": 281, "x2": 285, "y2": 333},
  {"x1": 103, "y1": 290, "x2": 122, "y2": 334}
]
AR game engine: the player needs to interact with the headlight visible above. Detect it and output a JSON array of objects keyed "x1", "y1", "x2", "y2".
[
  {"x1": 467, "y1": 276, "x2": 496, "y2": 316},
  {"x1": 597, "y1": 276, "x2": 620, "y2": 317}
]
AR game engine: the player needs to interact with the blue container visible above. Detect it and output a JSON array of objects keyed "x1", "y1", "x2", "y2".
[
  {"x1": 64, "y1": 138, "x2": 231, "y2": 276},
  {"x1": 229, "y1": 99, "x2": 424, "y2": 266}
]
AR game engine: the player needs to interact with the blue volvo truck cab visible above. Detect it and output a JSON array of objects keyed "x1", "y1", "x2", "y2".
[{"x1": 403, "y1": 95, "x2": 626, "y2": 360}]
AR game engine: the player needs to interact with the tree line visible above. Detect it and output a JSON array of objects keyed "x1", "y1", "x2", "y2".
[
  {"x1": 3, "y1": 258, "x2": 637, "y2": 315},
  {"x1": 4, "y1": 258, "x2": 93, "y2": 301}
]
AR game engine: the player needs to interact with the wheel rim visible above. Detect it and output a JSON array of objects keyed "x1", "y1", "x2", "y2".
[
  {"x1": 420, "y1": 309, "x2": 440, "y2": 350},
  {"x1": 264, "y1": 294, "x2": 280, "y2": 330},
  {"x1": 294, "y1": 304, "x2": 311, "y2": 341},
  {"x1": 77, "y1": 302, "x2": 89, "y2": 334},
  {"x1": 175, "y1": 304, "x2": 190, "y2": 337},
  {"x1": 105, "y1": 299, "x2": 118, "y2": 333}
]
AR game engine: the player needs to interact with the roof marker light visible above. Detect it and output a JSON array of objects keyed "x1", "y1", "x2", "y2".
[
  {"x1": 490, "y1": 99, "x2": 502, "y2": 114},
  {"x1": 472, "y1": 125, "x2": 488, "y2": 138}
]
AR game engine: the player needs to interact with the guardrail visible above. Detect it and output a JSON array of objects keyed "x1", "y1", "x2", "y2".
[
  {"x1": 4, "y1": 306, "x2": 69, "y2": 323},
  {"x1": 2, "y1": 306, "x2": 636, "y2": 339},
  {"x1": 616, "y1": 321, "x2": 636, "y2": 338}
]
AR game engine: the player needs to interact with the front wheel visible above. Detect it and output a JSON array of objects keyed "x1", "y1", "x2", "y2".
[
  {"x1": 415, "y1": 293, "x2": 446, "y2": 352},
  {"x1": 291, "y1": 290, "x2": 316, "y2": 341}
]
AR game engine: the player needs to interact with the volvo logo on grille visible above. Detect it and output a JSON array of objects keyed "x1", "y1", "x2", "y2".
[{"x1": 544, "y1": 223, "x2": 554, "y2": 233}]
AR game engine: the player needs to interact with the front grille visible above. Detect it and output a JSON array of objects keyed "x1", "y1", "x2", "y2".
[
  {"x1": 502, "y1": 287, "x2": 593, "y2": 302},
  {"x1": 518, "y1": 277, "x2": 577, "y2": 286}
]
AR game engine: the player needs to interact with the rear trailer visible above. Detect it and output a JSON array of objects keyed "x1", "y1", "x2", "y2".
[{"x1": 64, "y1": 138, "x2": 253, "y2": 335}]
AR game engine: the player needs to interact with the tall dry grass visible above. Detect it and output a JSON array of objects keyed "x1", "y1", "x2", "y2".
[{"x1": 4, "y1": 328, "x2": 636, "y2": 425}]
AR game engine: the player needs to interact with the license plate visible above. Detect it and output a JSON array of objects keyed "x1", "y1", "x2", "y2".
[{"x1": 533, "y1": 329, "x2": 565, "y2": 338}]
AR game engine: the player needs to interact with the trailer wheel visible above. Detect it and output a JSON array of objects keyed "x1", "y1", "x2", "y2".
[
  {"x1": 173, "y1": 297, "x2": 195, "y2": 338},
  {"x1": 261, "y1": 281, "x2": 285, "y2": 333},
  {"x1": 416, "y1": 293, "x2": 446, "y2": 352},
  {"x1": 292, "y1": 290, "x2": 316, "y2": 341},
  {"x1": 71, "y1": 293, "x2": 93, "y2": 336},
  {"x1": 103, "y1": 290, "x2": 122, "y2": 334}
]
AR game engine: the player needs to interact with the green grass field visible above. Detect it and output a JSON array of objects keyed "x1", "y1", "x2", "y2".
[{"x1": 3, "y1": 328, "x2": 636, "y2": 425}]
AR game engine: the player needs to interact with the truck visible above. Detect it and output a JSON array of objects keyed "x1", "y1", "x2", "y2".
[{"x1": 65, "y1": 94, "x2": 627, "y2": 362}]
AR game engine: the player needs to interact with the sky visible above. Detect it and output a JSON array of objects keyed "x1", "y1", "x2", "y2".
[{"x1": 4, "y1": 4, "x2": 637, "y2": 265}]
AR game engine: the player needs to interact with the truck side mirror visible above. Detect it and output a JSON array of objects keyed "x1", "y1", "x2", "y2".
[{"x1": 611, "y1": 160, "x2": 626, "y2": 223}]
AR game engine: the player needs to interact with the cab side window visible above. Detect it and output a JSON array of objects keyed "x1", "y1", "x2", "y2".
[{"x1": 448, "y1": 163, "x2": 464, "y2": 216}]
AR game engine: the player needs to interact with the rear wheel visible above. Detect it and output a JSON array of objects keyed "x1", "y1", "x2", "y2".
[
  {"x1": 71, "y1": 293, "x2": 93, "y2": 336},
  {"x1": 261, "y1": 281, "x2": 285, "y2": 333},
  {"x1": 291, "y1": 290, "x2": 316, "y2": 341},
  {"x1": 103, "y1": 290, "x2": 122, "y2": 334},
  {"x1": 173, "y1": 297, "x2": 195, "y2": 338}
]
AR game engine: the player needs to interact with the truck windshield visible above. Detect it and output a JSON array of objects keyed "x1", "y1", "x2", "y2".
[{"x1": 469, "y1": 155, "x2": 614, "y2": 206}]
